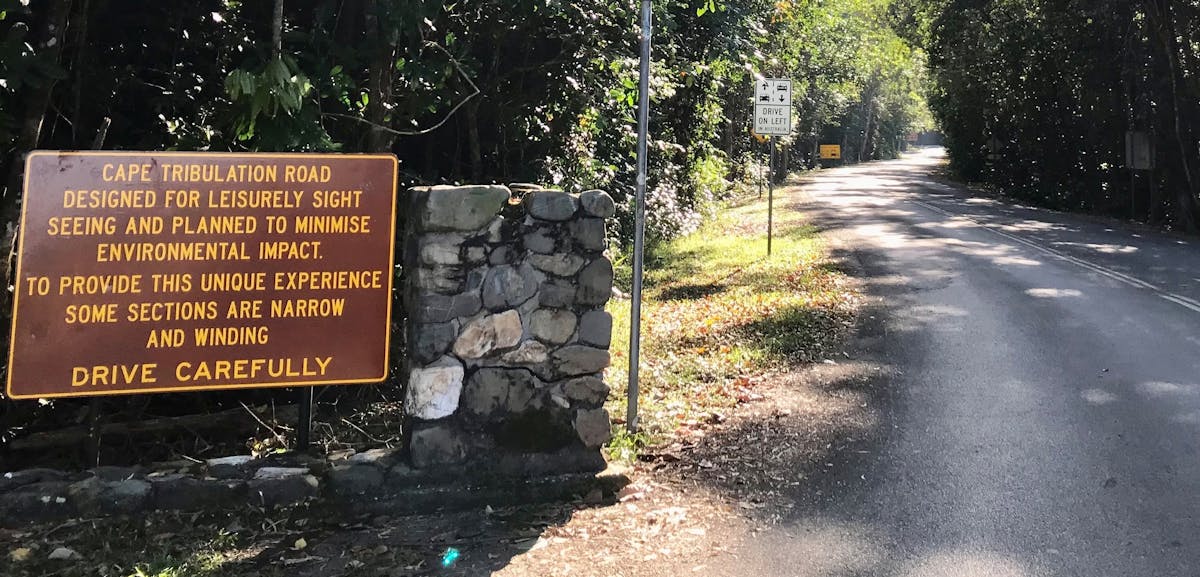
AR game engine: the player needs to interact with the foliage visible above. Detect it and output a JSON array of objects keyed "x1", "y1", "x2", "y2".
[{"x1": 905, "y1": 0, "x2": 1200, "y2": 231}]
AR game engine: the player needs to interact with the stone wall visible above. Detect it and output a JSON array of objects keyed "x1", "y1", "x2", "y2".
[{"x1": 403, "y1": 185, "x2": 616, "y2": 474}]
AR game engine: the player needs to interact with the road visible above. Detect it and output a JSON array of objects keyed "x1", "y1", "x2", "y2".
[{"x1": 732, "y1": 148, "x2": 1200, "y2": 576}]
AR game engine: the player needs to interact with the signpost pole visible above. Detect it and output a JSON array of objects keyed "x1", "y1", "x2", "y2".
[
  {"x1": 628, "y1": 0, "x2": 652, "y2": 434},
  {"x1": 297, "y1": 387, "x2": 314, "y2": 450},
  {"x1": 768, "y1": 136, "x2": 775, "y2": 257}
]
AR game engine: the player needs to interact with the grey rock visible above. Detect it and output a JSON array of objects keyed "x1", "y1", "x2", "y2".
[
  {"x1": 205, "y1": 456, "x2": 254, "y2": 479},
  {"x1": 0, "y1": 468, "x2": 68, "y2": 492},
  {"x1": 88, "y1": 466, "x2": 144, "y2": 482},
  {"x1": 578, "y1": 310, "x2": 613, "y2": 348},
  {"x1": 482, "y1": 265, "x2": 537, "y2": 310},
  {"x1": 453, "y1": 310, "x2": 523, "y2": 359},
  {"x1": 252, "y1": 467, "x2": 310, "y2": 480},
  {"x1": 529, "y1": 253, "x2": 587, "y2": 277},
  {"x1": 150, "y1": 475, "x2": 245, "y2": 511},
  {"x1": 248, "y1": 475, "x2": 319, "y2": 508},
  {"x1": 563, "y1": 377, "x2": 611, "y2": 407},
  {"x1": 464, "y1": 245, "x2": 488, "y2": 264},
  {"x1": 68, "y1": 477, "x2": 151, "y2": 515},
  {"x1": 569, "y1": 218, "x2": 607, "y2": 251},
  {"x1": 412, "y1": 321, "x2": 458, "y2": 365},
  {"x1": 406, "y1": 356, "x2": 465, "y2": 420},
  {"x1": 508, "y1": 183, "x2": 543, "y2": 192},
  {"x1": 418, "y1": 235, "x2": 467, "y2": 266},
  {"x1": 574, "y1": 408, "x2": 613, "y2": 447},
  {"x1": 414, "y1": 291, "x2": 481, "y2": 323},
  {"x1": 540, "y1": 281, "x2": 576, "y2": 308},
  {"x1": 530, "y1": 309, "x2": 578, "y2": 345},
  {"x1": 525, "y1": 190, "x2": 578, "y2": 221},
  {"x1": 501, "y1": 341, "x2": 550, "y2": 365},
  {"x1": 576, "y1": 257, "x2": 614, "y2": 305},
  {"x1": 523, "y1": 227, "x2": 557, "y2": 254},
  {"x1": 412, "y1": 265, "x2": 464, "y2": 294},
  {"x1": 464, "y1": 368, "x2": 541, "y2": 417},
  {"x1": 553, "y1": 345, "x2": 611, "y2": 377},
  {"x1": 328, "y1": 464, "x2": 384, "y2": 497},
  {"x1": 410, "y1": 424, "x2": 467, "y2": 468},
  {"x1": 489, "y1": 246, "x2": 511, "y2": 266},
  {"x1": 417, "y1": 185, "x2": 511, "y2": 232},
  {"x1": 47, "y1": 547, "x2": 80, "y2": 561},
  {"x1": 347, "y1": 448, "x2": 402, "y2": 468},
  {"x1": 580, "y1": 190, "x2": 616, "y2": 218},
  {"x1": 465, "y1": 267, "x2": 487, "y2": 291},
  {"x1": 485, "y1": 217, "x2": 506, "y2": 243}
]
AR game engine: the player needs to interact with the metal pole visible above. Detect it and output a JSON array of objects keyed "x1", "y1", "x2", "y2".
[
  {"x1": 768, "y1": 136, "x2": 775, "y2": 257},
  {"x1": 297, "y1": 387, "x2": 313, "y2": 450},
  {"x1": 627, "y1": 0, "x2": 652, "y2": 434}
]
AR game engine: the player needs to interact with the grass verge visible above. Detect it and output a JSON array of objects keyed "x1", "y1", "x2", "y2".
[{"x1": 604, "y1": 183, "x2": 859, "y2": 455}]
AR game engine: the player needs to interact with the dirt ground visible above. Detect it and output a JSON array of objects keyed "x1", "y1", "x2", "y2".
[{"x1": 0, "y1": 341, "x2": 885, "y2": 577}]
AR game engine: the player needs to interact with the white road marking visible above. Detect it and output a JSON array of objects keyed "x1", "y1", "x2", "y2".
[{"x1": 907, "y1": 193, "x2": 1200, "y2": 316}]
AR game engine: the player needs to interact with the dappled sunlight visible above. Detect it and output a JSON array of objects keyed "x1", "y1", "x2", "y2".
[
  {"x1": 1025, "y1": 288, "x2": 1083, "y2": 298},
  {"x1": 1050, "y1": 241, "x2": 1139, "y2": 255},
  {"x1": 1081, "y1": 388, "x2": 1118, "y2": 405},
  {"x1": 898, "y1": 549, "x2": 1043, "y2": 577},
  {"x1": 1135, "y1": 381, "x2": 1200, "y2": 399}
]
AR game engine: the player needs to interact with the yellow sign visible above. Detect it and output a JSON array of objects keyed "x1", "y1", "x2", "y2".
[{"x1": 819, "y1": 145, "x2": 842, "y2": 160}]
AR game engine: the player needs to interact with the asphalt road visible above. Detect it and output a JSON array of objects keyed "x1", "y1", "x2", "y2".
[{"x1": 732, "y1": 149, "x2": 1200, "y2": 576}]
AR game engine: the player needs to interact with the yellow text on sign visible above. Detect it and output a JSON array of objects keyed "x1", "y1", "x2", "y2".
[{"x1": 820, "y1": 145, "x2": 842, "y2": 160}]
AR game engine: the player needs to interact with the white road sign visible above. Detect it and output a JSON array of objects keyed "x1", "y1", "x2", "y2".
[
  {"x1": 754, "y1": 104, "x2": 791, "y2": 136},
  {"x1": 755, "y1": 78, "x2": 792, "y2": 106},
  {"x1": 754, "y1": 78, "x2": 792, "y2": 136}
]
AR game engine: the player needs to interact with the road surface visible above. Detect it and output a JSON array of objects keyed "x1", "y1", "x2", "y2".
[{"x1": 733, "y1": 149, "x2": 1200, "y2": 576}]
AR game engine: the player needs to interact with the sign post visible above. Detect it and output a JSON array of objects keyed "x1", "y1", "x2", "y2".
[
  {"x1": 628, "y1": 0, "x2": 652, "y2": 434},
  {"x1": 753, "y1": 78, "x2": 792, "y2": 256},
  {"x1": 7, "y1": 151, "x2": 398, "y2": 402}
]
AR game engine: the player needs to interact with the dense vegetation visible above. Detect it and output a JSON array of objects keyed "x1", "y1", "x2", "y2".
[
  {"x1": 901, "y1": 0, "x2": 1200, "y2": 231},
  {"x1": 0, "y1": 0, "x2": 929, "y2": 461}
]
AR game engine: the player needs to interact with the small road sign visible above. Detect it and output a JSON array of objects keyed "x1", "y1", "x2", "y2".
[
  {"x1": 755, "y1": 78, "x2": 792, "y2": 106},
  {"x1": 754, "y1": 78, "x2": 792, "y2": 136},
  {"x1": 754, "y1": 104, "x2": 791, "y2": 136},
  {"x1": 820, "y1": 144, "x2": 842, "y2": 160}
]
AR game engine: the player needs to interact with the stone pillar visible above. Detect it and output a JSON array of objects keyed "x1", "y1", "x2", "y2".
[{"x1": 403, "y1": 185, "x2": 617, "y2": 476}]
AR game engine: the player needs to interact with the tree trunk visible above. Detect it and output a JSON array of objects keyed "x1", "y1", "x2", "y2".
[
  {"x1": 1146, "y1": 0, "x2": 1200, "y2": 231},
  {"x1": 363, "y1": 0, "x2": 396, "y2": 153}
]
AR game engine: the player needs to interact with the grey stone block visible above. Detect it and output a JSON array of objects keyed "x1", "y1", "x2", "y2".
[
  {"x1": 530, "y1": 309, "x2": 577, "y2": 345},
  {"x1": 576, "y1": 257, "x2": 614, "y2": 305},
  {"x1": 563, "y1": 376, "x2": 611, "y2": 407},
  {"x1": 540, "y1": 281, "x2": 576, "y2": 308},
  {"x1": 552, "y1": 345, "x2": 611, "y2": 377},
  {"x1": 568, "y1": 218, "x2": 606, "y2": 251},
  {"x1": 328, "y1": 464, "x2": 384, "y2": 497},
  {"x1": 412, "y1": 321, "x2": 458, "y2": 365},
  {"x1": 417, "y1": 185, "x2": 511, "y2": 232},
  {"x1": 578, "y1": 310, "x2": 613, "y2": 348},
  {"x1": 410, "y1": 424, "x2": 468, "y2": 468},
  {"x1": 414, "y1": 291, "x2": 482, "y2": 323},
  {"x1": 529, "y1": 253, "x2": 587, "y2": 277},
  {"x1": 580, "y1": 190, "x2": 616, "y2": 218},
  {"x1": 482, "y1": 264, "x2": 538, "y2": 310},
  {"x1": 574, "y1": 408, "x2": 613, "y2": 448},
  {"x1": 525, "y1": 190, "x2": 579, "y2": 221},
  {"x1": 68, "y1": 477, "x2": 151, "y2": 515}
]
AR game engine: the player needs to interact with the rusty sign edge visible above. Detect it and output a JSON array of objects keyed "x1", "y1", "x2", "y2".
[{"x1": 5, "y1": 150, "x2": 399, "y2": 399}]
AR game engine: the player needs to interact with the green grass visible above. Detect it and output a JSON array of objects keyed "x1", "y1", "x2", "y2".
[{"x1": 604, "y1": 185, "x2": 859, "y2": 456}]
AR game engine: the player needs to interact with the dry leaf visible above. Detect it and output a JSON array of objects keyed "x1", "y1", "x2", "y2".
[{"x1": 9, "y1": 548, "x2": 31, "y2": 562}]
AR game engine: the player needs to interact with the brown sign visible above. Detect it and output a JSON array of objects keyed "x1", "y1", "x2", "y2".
[{"x1": 7, "y1": 151, "x2": 398, "y2": 399}]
